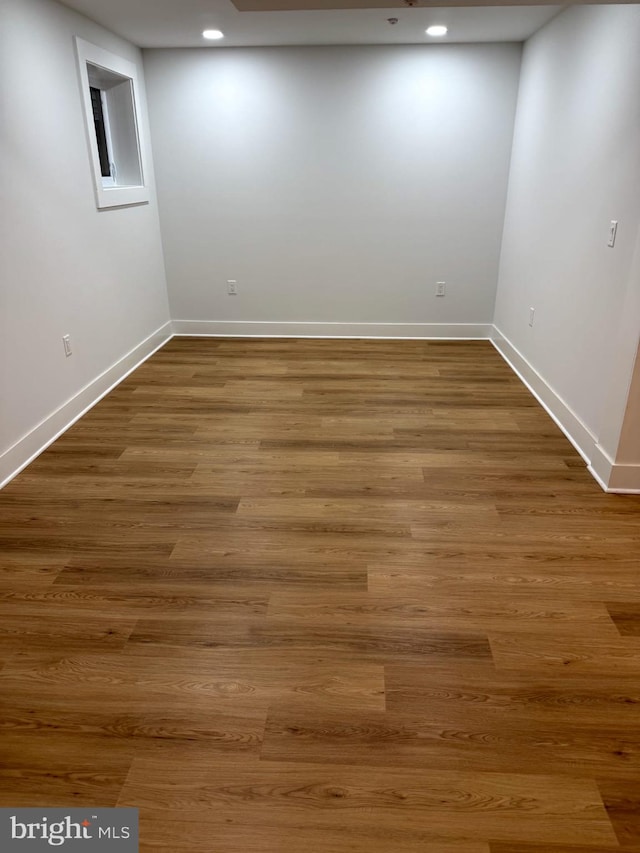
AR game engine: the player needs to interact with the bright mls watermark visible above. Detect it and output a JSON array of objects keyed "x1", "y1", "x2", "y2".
[{"x1": 0, "y1": 809, "x2": 138, "y2": 851}]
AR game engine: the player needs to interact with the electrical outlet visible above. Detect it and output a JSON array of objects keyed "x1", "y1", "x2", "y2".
[
  {"x1": 436, "y1": 282, "x2": 446, "y2": 297},
  {"x1": 528, "y1": 307, "x2": 535, "y2": 327},
  {"x1": 62, "y1": 334, "x2": 72, "y2": 357},
  {"x1": 608, "y1": 220, "x2": 618, "y2": 248},
  {"x1": 227, "y1": 280, "x2": 238, "y2": 295}
]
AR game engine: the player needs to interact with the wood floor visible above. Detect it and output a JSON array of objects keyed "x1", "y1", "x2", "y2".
[{"x1": 1, "y1": 337, "x2": 640, "y2": 852}]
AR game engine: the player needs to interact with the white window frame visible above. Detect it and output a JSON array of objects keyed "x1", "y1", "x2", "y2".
[{"x1": 75, "y1": 37, "x2": 149, "y2": 209}]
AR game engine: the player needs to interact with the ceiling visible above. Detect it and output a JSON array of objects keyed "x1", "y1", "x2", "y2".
[{"x1": 60, "y1": 0, "x2": 567, "y2": 48}]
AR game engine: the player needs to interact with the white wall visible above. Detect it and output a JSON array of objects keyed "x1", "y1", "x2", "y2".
[
  {"x1": 0, "y1": 0, "x2": 171, "y2": 486},
  {"x1": 591, "y1": 217, "x2": 640, "y2": 490},
  {"x1": 493, "y1": 5, "x2": 640, "y2": 477},
  {"x1": 5, "y1": 3, "x2": 638, "y2": 490},
  {"x1": 144, "y1": 44, "x2": 521, "y2": 337}
]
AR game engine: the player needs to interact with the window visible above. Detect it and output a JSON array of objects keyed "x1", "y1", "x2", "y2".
[
  {"x1": 90, "y1": 87, "x2": 111, "y2": 179},
  {"x1": 75, "y1": 38, "x2": 149, "y2": 209}
]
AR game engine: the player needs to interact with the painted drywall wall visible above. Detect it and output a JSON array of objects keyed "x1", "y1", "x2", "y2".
[
  {"x1": 143, "y1": 44, "x2": 522, "y2": 337},
  {"x1": 616, "y1": 345, "x2": 640, "y2": 464},
  {"x1": 493, "y1": 5, "x2": 640, "y2": 468},
  {"x1": 0, "y1": 0, "x2": 171, "y2": 485},
  {"x1": 590, "y1": 217, "x2": 640, "y2": 490}
]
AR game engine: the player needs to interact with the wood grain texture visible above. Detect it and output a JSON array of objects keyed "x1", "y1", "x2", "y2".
[
  {"x1": 136, "y1": 819, "x2": 492, "y2": 853},
  {"x1": 490, "y1": 844, "x2": 640, "y2": 853},
  {"x1": 261, "y1": 704, "x2": 640, "y2": 780},
  {"x1": 1, "y1": 337, "x2": 640, "y2": 851},
  {"x1": 119, "y1": 752, "x2": 615, "y2": 847}
]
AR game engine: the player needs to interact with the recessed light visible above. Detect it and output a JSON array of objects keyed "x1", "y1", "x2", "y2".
[
  {"x1": 202, "y1": 29, "x2": 224, "y2": 40},
  {"x1": 426, "y1": 25, "x2": 448, "y2": 37}
]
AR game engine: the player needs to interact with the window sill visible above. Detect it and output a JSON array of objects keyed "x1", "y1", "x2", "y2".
[{"x1": 97, "y1": 185, "x2": 149, "y2": 209}]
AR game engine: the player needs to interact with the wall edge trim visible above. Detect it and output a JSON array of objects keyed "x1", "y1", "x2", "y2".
[
  {"x1": 589, "y1": 444, "x2": 640, "y2": 493},
  {"x1": 490, "y1": 325, "x2": 601, "y2": 480},
  {"x1": 0, "y1": 321, "x2": 173, "y2": 490},
  {"x1": 171, "y1": 320, "x2": 492, "y2": 339}
]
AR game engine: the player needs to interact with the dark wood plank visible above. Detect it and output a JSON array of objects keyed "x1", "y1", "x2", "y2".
[
  {"x1": 261, "y1": 705, "x2": 640, "y2": 780},
  {"x1": 606, "y1": 602, "x2": 640, "y2": 637},
  {"x1": 598, "y1": 778, "x2": 640, "y2": 848}
]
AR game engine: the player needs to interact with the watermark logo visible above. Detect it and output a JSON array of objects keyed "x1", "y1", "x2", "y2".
[{"x1": 1, "y1": 809, "x2": 138, "y2": 851}]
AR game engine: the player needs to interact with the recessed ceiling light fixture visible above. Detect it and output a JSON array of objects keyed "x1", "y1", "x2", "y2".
[
  {"x1": 426, "y1": 25, "x2": 448, "y2": 37},
  {"x1": 202, "y1": 29, "x2": 224, "y2": 40}
]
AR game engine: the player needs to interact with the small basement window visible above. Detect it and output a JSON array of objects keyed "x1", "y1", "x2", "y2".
[
  {"x1": 90, "y1": 86, "x2": 112, "y2": 181},
  {"x1": 75, "y1": 38, "x2": 149, "y2": 209}
]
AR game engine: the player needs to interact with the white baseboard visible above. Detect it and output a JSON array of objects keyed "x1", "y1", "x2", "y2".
[
  {"x1": 490, "y1": 326, "x2": 598, "y2": 467},
  {"x1": 171, "y1": 320, "x2": 492, "y2": 339},
  {"x1": 605, "y1": 467, "x2": 640, "y2": 493},
  {"x1": 492, "y1": 328, "x2": 640, "y2": 493},
  {"x1": 589, "y1": 444, "x2": 614, "y2": 491},
  {"x1": 7, "y1": 319, "x2": 636, "y2": 494},
  {"x1": 589, "y1": 444, "x2": 640, "y2": 493},
  {"x1": 0, "y1": 321, "x2": 173, "y2": 490}
]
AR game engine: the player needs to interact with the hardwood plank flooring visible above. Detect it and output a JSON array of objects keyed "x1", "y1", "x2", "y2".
[
  {"x1": 119, "y1": 752, "x2": 615, "y2": 847},
  {"x1": 1, "y1": 337, "x2": 640, "y2": 851}
]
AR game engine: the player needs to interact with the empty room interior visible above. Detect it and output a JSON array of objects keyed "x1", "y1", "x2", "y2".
[{"x1": 2, "y1": 0, "x2": 640, "y2": 849}]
